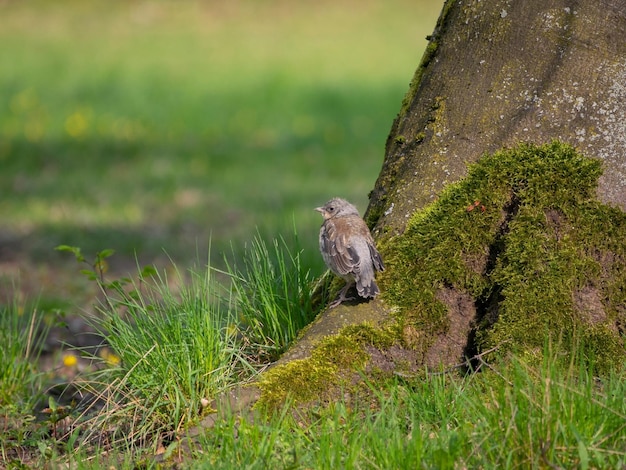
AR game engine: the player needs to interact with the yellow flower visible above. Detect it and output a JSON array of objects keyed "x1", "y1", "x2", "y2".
[
  {"x1": 62, "y1": 353, "x2": 78, "y2": 367},
  {"x1": 99, "y1": 348, "x2": 121, "y2": 367}
]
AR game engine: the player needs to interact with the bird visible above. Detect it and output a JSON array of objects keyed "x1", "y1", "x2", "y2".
[{"x1": 315, "y1": 197, "x2": 384, "y2": 308}]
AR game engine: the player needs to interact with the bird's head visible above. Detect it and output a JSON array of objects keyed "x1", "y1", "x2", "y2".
[{"x1": 315, "y1": 198, "x2": 359, "y2": 220}]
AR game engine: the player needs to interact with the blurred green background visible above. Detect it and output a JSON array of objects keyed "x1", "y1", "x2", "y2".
[{"x1": 0, "y1": 0, "x2": 441, "y2": 307}]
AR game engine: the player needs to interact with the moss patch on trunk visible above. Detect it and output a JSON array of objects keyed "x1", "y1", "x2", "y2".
[
  {"x1": 257, "y1": 141, "x2": 626, "y2": 409},
  {"x1": 381, "y1": 141, "x2": 626, "y2": 371}
]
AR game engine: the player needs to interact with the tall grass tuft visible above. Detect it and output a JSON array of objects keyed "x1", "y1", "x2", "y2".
[
  {"x1": 0, "y1": 299, "x2": 54, "y2": 465},
  {"x1": 224, "y1": 230, "x2": 319, "y2": 362},
  {"x1": 77, "y1": 262, "x2": 240, "y2": 449},
  {"x1": 64, "y1": 229, "x2": 319, "y2": 450},
  {"x1": 0, "y1": 300, "x2": 50, "y2": 409}
]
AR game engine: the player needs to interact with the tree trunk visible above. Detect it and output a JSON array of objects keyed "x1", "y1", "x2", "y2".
[
  {"x1": 254, "y1": 0, "x2": 626, "y2": 409},
  {"x1": 368, "y1": 0, "x2": 626, "y2": 231}
]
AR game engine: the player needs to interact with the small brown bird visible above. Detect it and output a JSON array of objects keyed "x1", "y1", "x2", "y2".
[{"x1": 315, "y1": 197, "x2": 384, "y2": 308}]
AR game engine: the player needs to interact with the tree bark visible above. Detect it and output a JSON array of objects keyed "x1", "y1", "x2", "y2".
[
  {"x1": 254, "y1": 0, "x2": 626, "y2": 408},
  {"x1": 368, "y1": 0, "x2": 626, "y2": 233}
]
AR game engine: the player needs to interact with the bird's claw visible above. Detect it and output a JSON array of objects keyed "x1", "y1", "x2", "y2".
[{"x1": 328, "y1": 293, "x2": 355, "y2": 308}]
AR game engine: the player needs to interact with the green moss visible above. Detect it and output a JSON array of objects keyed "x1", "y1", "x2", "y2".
[
  {"x1": 256, "y1": 322, "x2": 398, "y2": 409},
  {"x1": 256, "y1": 359, "x2": 337, "y2": 410},
  {"x1": 396, "y1": 0, "x2": 455, "y2": 120},
  {"x1": 260, "y1": 142, "x2": 626, "y2": 410},
  {"x1": 364, "y1": 201, "x2": 384, "y2": 229},
  {"x1": 379, "y1": 141, "x2": 626, "y2": 370},
  {"x1": 340, "y1": 323, "x2": 397, "y2": 349},
  {"x1": 397, "y1": 40, "x2": 439, "y2": 120},
  {"x1": 314, "y1": 335, "x2": 369, "y2": 369}
]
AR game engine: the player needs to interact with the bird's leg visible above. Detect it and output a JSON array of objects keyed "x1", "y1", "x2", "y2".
[{"x1": 328, "y1": 281, "x2": 355, "y2": 308}]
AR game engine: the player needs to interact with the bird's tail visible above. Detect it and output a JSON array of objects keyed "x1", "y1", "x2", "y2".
[{"x1": 356, "y1": 271, "x2": 380, "y2": 299}]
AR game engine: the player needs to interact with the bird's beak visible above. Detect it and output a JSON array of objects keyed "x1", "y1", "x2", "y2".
[{"x1": 314, "y1": 207, "x2": 324, "y2": 214}]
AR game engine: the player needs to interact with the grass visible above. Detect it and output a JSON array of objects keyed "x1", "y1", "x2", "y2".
[
  {"x1": 223, "y1": 230, "x2": 321, "y2": 361},
  {"x1": 1, "y1": 228, "x2": 316, "y2": 455},
  {"x1": 185, "y1": 349, "x2": 626, "y2": 469},
  {"x1": 58, "y1": 347, "x2": 626, "y2": 469},
  {"x1": 0, "y1": 300, "x2": 54, "y2": 465},
  {"x1": 48, "y1": 231, "x2": 320, "y2": 451},
  {"x1": 3, "y1": 233, "x2": 626, "y2": 468},
  {"x1": 0, "y1": 299, "x2": 51, "y2": 419},
  {"x1": 75, "y1": 262, "x2": 239, "y2": 450},
  {"x1": 0, "y1": 0, "x2": 442, "y2": 272},
  {"x1": 2, "y1": 1, "x2": 624, "y2": 468}
]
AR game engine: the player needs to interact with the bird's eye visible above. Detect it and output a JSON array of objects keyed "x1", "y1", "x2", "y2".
[{"x1": 328, "y1": 206, "x2": 335, "y2": 212}]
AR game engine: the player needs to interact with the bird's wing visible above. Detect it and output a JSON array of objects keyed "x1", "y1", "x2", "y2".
[
  {"x1": 368, "y1": 240, "x2": 385, "y2": 272},
  {"x1": 322, "y1": 218, "x2": 361, "y2": 276}
]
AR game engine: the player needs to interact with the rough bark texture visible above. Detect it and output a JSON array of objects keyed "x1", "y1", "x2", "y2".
[
  {"x1": 252, "y1": 0, "x2": 626, "y2": 409},
  {"x1": 368, "y1": 0, "x2": 626, "y2": 234}
]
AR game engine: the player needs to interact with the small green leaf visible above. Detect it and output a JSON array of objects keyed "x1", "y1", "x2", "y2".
[
  {"x1": 55, "y1": 244, "x2": 76, "y2": 252},
  {"x1": 141, "y1": 265, "x2": 157, "y2": 277},
  {"x1": 37, "y1": 441, "x2": 51, "y2": 458},
  {"x1": 128, "y1": 289, "x2": 140, "y2": 300},
  {"x1": 106, "y1": 280, "x2": 123, "y2": 290},
  {"x1": 94, "y1": 258, "x2": 109, "y2": 274},
  {"x1": 98, "y1": 248, "x2": 115, "y2": 259},
  {"x1": 80, "y1": 269, "x2": 97, "y2": 280},
  {"x1": 55, "y1": 245, "x2": 85, "y2": 262},
  {"x1": 48, "y1": 396, "x2": 57, "y2": 412}
]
